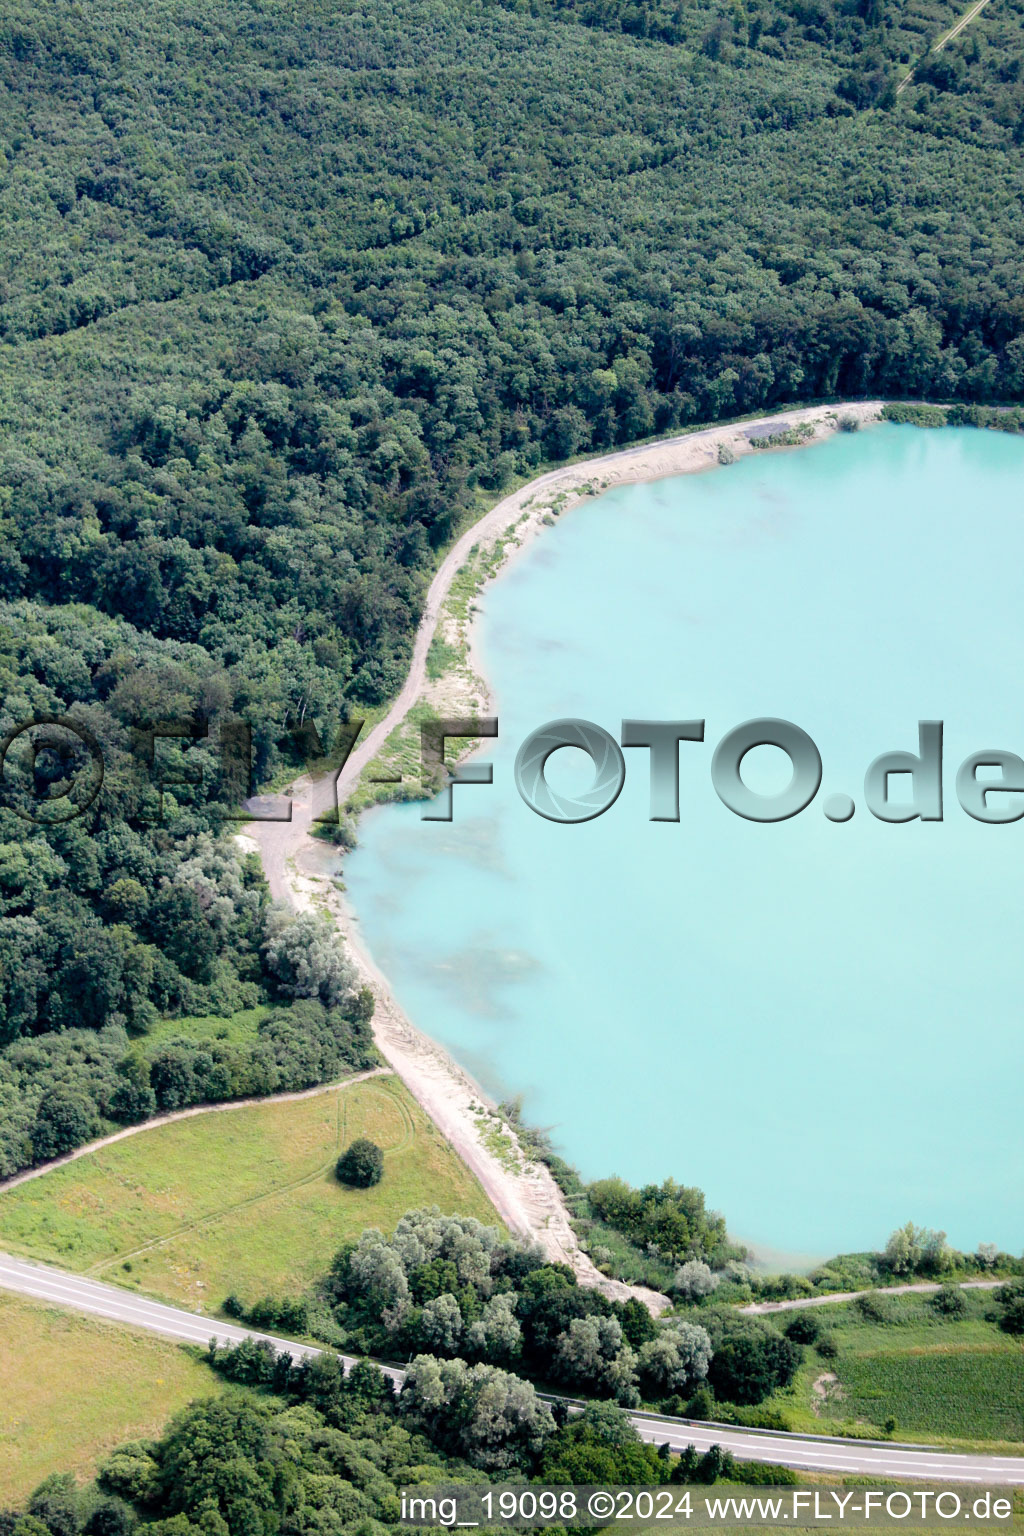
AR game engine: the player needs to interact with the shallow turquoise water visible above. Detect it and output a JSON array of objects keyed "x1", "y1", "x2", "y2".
[{"x1": 344, "y1": 425, "x2": 1024, "y2": 1259}]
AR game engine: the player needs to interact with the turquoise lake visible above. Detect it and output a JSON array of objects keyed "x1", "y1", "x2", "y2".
[{"x1": 344, "y1": 424, "x2": 1024, "y2": 1260}]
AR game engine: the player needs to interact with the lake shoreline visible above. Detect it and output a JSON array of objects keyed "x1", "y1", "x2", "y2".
[
  {"x1": 248, "y1": 400, "x2": 888, "y2": 1283},
  {"x1": 461, "y1": 402, "x2": 886, "y2": 722}
]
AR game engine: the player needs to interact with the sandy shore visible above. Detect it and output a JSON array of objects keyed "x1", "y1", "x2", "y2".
[{"x1": 246, "y1": 401, "x2": 885, "y2": 1307}]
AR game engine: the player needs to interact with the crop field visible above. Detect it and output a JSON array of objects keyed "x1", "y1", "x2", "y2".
[
  {"x1": 0, "y1": 1292, "x2": 217, "y2": 1503},
  {"x1": 0, "y1": 1076, "x2": 498, "y2": 1311},
  {"x1": 763, "y1": 1291, "x2": 1024, "y2": 1450},
  {"x1": 838, "y1": 1345, "x2": 1024, "y2": 1442}
]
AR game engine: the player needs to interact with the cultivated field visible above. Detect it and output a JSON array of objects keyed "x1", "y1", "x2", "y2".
[
  {"x1": 765, "y1": 1291, "x2": 1024, "y2": 1451},
  {"x1": 839, "y1": 1346, "x2": 1024, "y2": 1442},
  {"x1": 0, "y1": 1292, "x2": 217, "y2": 1502},
  {"x1": 0, "y1": 1076, "x2": 498, "y2": 1310}
]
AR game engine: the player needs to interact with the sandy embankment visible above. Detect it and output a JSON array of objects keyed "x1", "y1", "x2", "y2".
[{"x1": 245, "y1": 401, "x2": 885, "y2": 1310}]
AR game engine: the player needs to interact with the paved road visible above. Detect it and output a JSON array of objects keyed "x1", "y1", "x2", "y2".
[{"x1": 2, "y1": 1252, "x2": 1022, "y2": 1484}]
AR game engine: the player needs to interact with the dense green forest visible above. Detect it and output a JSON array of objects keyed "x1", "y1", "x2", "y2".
[{"x1": 1, "y1": 0, "x2": 1023, "y2": 1137}]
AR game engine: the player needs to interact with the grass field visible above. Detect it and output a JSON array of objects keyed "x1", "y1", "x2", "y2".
[
  {"x1": 0, "y1": 1292, "x2": 218, "y2": 1503},
  {"x1": 140, "y1": 1005, "x2": 269, "y2": 1055},
  {"x1": 760, "y1": 1291, "x2": 1024, "y2": 1451},
  {"x1": 0, "y1": 1076, "x2": 498, "y2": 1310}
]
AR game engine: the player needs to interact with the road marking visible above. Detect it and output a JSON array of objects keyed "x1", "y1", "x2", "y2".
[{"x1": 1, "y1": 1252, "x2": 1022, "y2": 1482}]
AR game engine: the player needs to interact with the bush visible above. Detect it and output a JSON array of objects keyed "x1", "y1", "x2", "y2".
[
  {"x1": 930, "y1": 1284, "x2": 966, "y2": 1317},
  {"x1": 754, "y1": 1272, "x2": 815, "y2": 1302},
  {"x1": 693, "y1": 1445, "x2": 734, "y2": 1484},
  {"x1": 97, "y1": 1444, "x2": 161, "y2": 1505},
  {"x1": 816, "y1": 1334, "x2": 839, "y2": 1360},
  {"x1": 854, "y1": 1292, "x2": 894, "y2": 1324},
  {"x1": 540, "y1": 1402, "x2": 666, "y2": 1484},
  {"x1": 108, "y1": 1077, "x2": 157, "y2": 1124},
  {"x1": 737, "y1": 1462, "x2": 800, "y2": 1486},
  {"x1": 685, "y1": 1383, "x2": 716, "y2": 1419},
  {"x1": 27, "y1": 1475, "x2": 80, "y2": 1536},
  {"x1": 670, "y1": 1444, "x2": 735, "y2": 1485},
  {"x1": 584, "y1": 1176, "x2": 730, "y2": 1268},
  {"x1": 996, "y1": 1280, "x2": 1024, "y2": 1336},
  {"x1": 30, "y1": 1089, "x2": 92, "y2": 1162},
  {"x1": 673, "y1": 1260, "x2": 720, "y2": 1302},
  {"x1": 783, "y1": 1310, "x2": 821, "y2": 1344},
  {"x1": 262, "y1": 910, "x2": 357, "y2": 1008},
  {"x1": 336, "y1": 1138, "x2": 384, "y2": 1188},
  {"x1": 706, "y1": 1315, "x2": 801, "y2": 1405},
  {"x1": 881, "y1": 403, "x2": 948, "y2": 429},
  {"x1": 83, "y1": 1500, "x2": 135, "y2": 1536}
]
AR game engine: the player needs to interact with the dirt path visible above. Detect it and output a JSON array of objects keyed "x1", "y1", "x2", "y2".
[
  {"x1": 741, "y1": 1278, "x2": 1003, "y2": 1314},
  {"x1": 87, "y1": 1076, "x2": 412, "y2": 1279},
  {"x1": 310, "y1": 401, "x2": 882, "y2": 818},
  {"x1": 897, "y1": 0, "x2": 991, "y2": 93},
  {"x1": 245, "y1": 403, "x2": 884, "y2": 1310},
  {"x1": 0, "y1": 1069, "x2": 392, "y2": 1195}
]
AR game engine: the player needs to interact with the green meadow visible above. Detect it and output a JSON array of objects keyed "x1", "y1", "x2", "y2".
[{"x1": 0, "y1": 1076, "x2": 498, "y2": 1311}]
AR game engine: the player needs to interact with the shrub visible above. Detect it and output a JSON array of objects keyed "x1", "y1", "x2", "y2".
[
  {"x1": 620, "y1": 1295, "x2": 658, "y2": 1348},
  {"x1": 754, "y1": 1272, "x2": 815, "y2": 1302},
  {"x1": 540, "y1": 1402, "x2": 665, "y2": 1484},
  {"x1": 637, "y1": 1323, "x2": 712, "y2": 1396},
  {"x1": 706, "y1": 1315, "x2": 801, "y2": 1405},
  {"x1": 669, "y1": 1444, "x2": 735, "y2": 1485},
  {"x1": 881, "y1": 403, "x2": 948, "y2": 429},
  {"x1": 816, "y1": 1334, "x2": 839, "y2": 1360},
  {"x1": 737, "y1": 1461, "x2": 800, "y2": 1486},
  {"x1": 83, "y1": 1500, "x2": 135, "y2": 1536},
  {"x1": 247, "y1": 1295, "x2": 310, "y2": 1333},
  {"x1": 854, "y1": 1292, "x2": 893, "y2": 1324},
  {"x1": 336, "y1": 1138, "x2": 384, "y2": 1188},
  {"x1": 30, "y1": 1088, "x2": 92, "y2": 1161},
  {"x1": 671, "y1": 1446, "x2": 700, "y2": 1483},
  {"x1": 673, "y1": 1260, "x2": 720, "y2": 1302},
  {"x1": 694, "y1": 1445, "x2": 734, "y2": 1484},
  {"x1": 685, "y1": 1383, "x2": 716, "y2": 1419},
  {"x1": 783, "y1": 1309, "x2": 821, "y2": 1344},
  {"x1": 996, "y1": 1280, "x2": 1024, "y2": 1335},
  {"x1": 108, "y1": 1077, "x2": 157, "y2": 1123},
  {"x1": 554, "y1": 1314, "x2": 638, "y2": 1402},
  {"x1": 930, "y1": 1284, "x2": 966, "y2": 1317},
  {"x1": 97, "y1": 1444, "x2": 161, "y2": 1505},
  {"x1": 27, "y1": 1475, "x2": 80, "y2": 1536}
]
